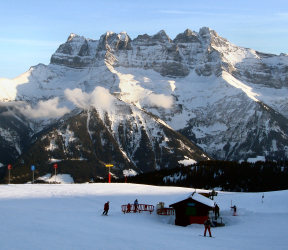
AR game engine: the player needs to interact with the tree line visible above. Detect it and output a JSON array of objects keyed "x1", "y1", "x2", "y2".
[{"x1": 120, "y1": 160, "x2": 288, "y2": 192}]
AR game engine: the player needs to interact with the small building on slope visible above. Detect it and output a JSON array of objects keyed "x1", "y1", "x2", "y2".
[{"x1": 169, "y1": 192, "x2": 215, "y2": 227}]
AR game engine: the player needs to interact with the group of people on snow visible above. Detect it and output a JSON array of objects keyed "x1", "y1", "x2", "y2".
[
  {"x1": 202, "y1": 203, "x2": 218, "y2": 237},
  {"x1": 203, "y1": 203, "x2": 221, "y2": 237},
  {"x1": 103, "y1": 199, "x2": 237, "y2": 238},
  {"x1": 126, "y1": 199, "x2": 138, "y2": 213},
  {"x1": 103, "y1": 199, "x2": 139, "y2": 215}
]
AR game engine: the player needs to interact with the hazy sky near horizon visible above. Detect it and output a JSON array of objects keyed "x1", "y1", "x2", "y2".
[{"x1": 1, "y1": 0, "x2": 288, "y2": 79}]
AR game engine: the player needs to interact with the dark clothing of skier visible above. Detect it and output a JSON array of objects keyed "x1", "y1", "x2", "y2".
[
  {"x1": 204, "y1": 218, "x2": 212, "y2": 237},
  {"x1": 214, "y1": 204, "x2": 220, "y2": 218},
  {"x1": 127, "y1": 203, "x2": 131, "y2": 213},
  {"x1": 103, "y1": 201, "x2": 109, "y2": 215},
  {"x1": 134, "y1": 199, "x2": 138, "y2": 212},
  {"x1": 231, "y1": 205, "x2": 237, "y2": 216}
]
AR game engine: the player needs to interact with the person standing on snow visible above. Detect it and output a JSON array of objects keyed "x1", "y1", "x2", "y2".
[
  {"x1": 204, "y1": 217, "x2": 212, "y2": 237},
  {"x1": 103, "y1": 201, "x2": 109, "y2": 215},
  {"x1": 127, "y1": 203, "x2": 131, "y2": 213},
  {"x1": 134, "y1": 199, "x2": 138, "y2": 212},
  {"x1": 231, "y1": 205, "x2": 237, "y2": 216},
  {"x1": 214, "y1": 204, "x2": 220, "y2": 219}
]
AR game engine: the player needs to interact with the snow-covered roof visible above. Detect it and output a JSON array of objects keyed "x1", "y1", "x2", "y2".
[
  {"x1": 247, "y1": 156, "x2": 265, "y2": 163},
  {"x1": 190, "y1": 192, "x2": 215, "y2": 207},
  {"x1": 170, "y1": 192, "x2": 215, "y2": 208}
]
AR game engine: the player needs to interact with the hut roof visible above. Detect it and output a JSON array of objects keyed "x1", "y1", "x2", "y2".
[
  {"x1": 170, "y1": 192, "x2": 215, "y2": 208},
  {"x1": 191, "y1": 192, "x2": 215, "y2": 207}
]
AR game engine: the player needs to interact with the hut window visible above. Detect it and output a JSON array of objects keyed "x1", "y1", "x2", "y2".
[
  {"x1": 187, "y1": 203, "x2": 195, "y2": 206},
  {"x1": 186, "y1": 206, "x2": 196, "y2": 215}
]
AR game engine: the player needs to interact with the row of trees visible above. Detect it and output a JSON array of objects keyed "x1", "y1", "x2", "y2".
[{"x1": 120, "y1": 160, "x2": 288, "y2": 192}]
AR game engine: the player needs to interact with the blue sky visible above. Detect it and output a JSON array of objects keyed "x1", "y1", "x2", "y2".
[{"x1": 1, "y1": 0, "x2": 288, "y2": 79}]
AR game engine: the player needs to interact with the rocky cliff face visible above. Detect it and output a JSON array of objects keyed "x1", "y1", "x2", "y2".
[
  {"x1": 49, "y1": 27, "x2": 288, "y2": 161},
  {"x1": 6, "y1": 104, "x2": 208, "y2": 183},
  {"x1": 50, "y1": 33, "x2": 99, "y2": 67},
  {"x1": 49, "y1": 27, "x2": 288, "y2": 91},
  {"x1": 0, "y1": 27, "x2": 288, "y2": 182}
]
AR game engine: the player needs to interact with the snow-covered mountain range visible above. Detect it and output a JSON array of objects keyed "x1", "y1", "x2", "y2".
[{"x1": 0, "y1": 27, "x2": 288, "y2": 181}]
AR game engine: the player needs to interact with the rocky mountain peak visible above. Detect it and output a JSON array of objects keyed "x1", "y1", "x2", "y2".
[
  {"x1": 173, "y1": 28, "x2": 200, "y2": 44},
  {"x1": 184, "y1": 28, "x2": 193, "y2": 36},
  {"x1": 50, "y1": 32, "x2": 95, "y2": 67},
  {"x1": 151, "y1": 30, "x2": 172, "y2": 44},
  {"x1": 115, "y1": 32, "x2": 132, "y2": 50},
  {"x1": 198, "y1": 27, "x2": 221, "y2": 43},
  {"x1": 52, "y1": 33, "x2": 88, "y2": 56},
  {"x1": 198, "y1": 27, "x2": 226, "y2": 46},
  {"x1": 157, "y1": 30, "x2": 167, "y2": 35},
  {"x1": 97, "y1": 31, "x2": 132, "y2": 51},
  {"x1": 118, "y1": 31, "x2": 129, "y2": 41},
  {"x1": 199, "y1": 27, "x2": 213, "y2": 36},
  {"x1": 67, "y1": 33, "x2": 79, "y2": 42},
  {"x1": 97, "y1": 31, "x2": 118, "y2": 52},
  {"x1": 132, "y1": 33, "x2": 151, "y2": 44}
]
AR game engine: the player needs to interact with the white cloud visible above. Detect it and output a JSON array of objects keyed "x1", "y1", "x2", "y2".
[
  {"x1": 65, "y1": 86, "x2": 114, "y2": 110},
  {"x1": 146, "y1": 93, "x2": 173, "y2": 109},
  {"x1": 17, "y1": 97, "x2": 70, "y2": 118},
  {"x1": 158, "y1": 10, "x2": 215, "y2": 15},
  {"x1": 277, "y1": 12, "x2": 288, "y2": 20},
  {"x1": 0, "y1": 101, "x2": 27, "y2": 107},
  {"x1": 1, "y1": 87, "x2": 115, "y2": 118},
  {"x1": 64, "y1": 88, "x2": 91, "y2": 109}
]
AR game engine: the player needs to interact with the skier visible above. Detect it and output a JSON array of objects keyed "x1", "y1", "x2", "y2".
[
  {"x1": 204, "y1": 217, "x2": 212, "y2": 237},
  {"x1": 127, "y1": 203, "x2": 131, "y2": 213},
  {"x1": 214, "y1": 204, "x2": 220, "y2": 219},
  {"x1": 231, "y1": 205, "x2": 237, "y2": 216},
  {"x1": 103, "y1": 201, "x2": 109, "y2": 215},
  {"x1": 134, "y1": 199, "x2": 138, "y2": 212}
]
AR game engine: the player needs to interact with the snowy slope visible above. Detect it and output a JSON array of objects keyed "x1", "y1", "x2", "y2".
[
  {"x1": 36, "y1": 174, "x2": 74, "y2": 183},
  {"x1": 0, "y1": 183, "x2": 287, "y2": 250}
]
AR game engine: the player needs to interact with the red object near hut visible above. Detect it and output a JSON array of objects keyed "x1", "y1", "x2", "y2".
[
  {"x1": 169, "y1": 192, "x2": 215, "y2": 227},
  {"x1": 121, "y1": 204, "x2": 154, "y2": 214},
  {"x1": 157, "y1": 208, "x2": 175, "y2": 215}
]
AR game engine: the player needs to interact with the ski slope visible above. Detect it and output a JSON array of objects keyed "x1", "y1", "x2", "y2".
[{"x1": 0, "y1": 183, "x2": 287, "y2": 250}]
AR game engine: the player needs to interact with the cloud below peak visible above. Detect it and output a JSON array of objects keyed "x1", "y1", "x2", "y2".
[
  {"x1": 146, "y1": 93, "x2": 174, "y2": 109},
  {"x1": 17, "y1": 97, "x2": 70, "y2": 118},
  {"x1": 64, "y1": 86, "x2": 114, "y2": 110}
]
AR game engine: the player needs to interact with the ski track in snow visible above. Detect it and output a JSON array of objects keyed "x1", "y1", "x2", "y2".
[{"x1": 0, "y1": 183, "x2": 287, "y2": 250}]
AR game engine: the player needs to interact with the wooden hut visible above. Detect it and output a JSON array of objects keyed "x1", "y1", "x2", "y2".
[{"x1": 169, "y1": 192, "x2": 215, "y2": 227}]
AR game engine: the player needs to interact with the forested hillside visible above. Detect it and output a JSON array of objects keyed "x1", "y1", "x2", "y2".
[{"x1": 124, "y1": 160, "x2": 288, "y2": 192}]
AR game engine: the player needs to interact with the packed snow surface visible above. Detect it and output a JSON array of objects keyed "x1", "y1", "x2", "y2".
[
  {"x1": 37, "y1": 174, "x2": 74, "y2": 184},
  {"x1": 169, "y1": 192, "x2": 214, "y2": 208},
  {"x1": 178, "y1": 156, "x2": 197, "y2": 166},
  {"x1": 247, "y1": 156, "x2": 266, "y2": 163},
  {"x1": 191, "y1": 192, "x2": 215, "y2": 207},
  {"x1": 0, "y1": 184, "x2": 287, "y2": 250}
]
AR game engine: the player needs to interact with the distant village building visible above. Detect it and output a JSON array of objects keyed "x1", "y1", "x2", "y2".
[
  {"x1": 247, "y1": 156, "x2": 266, "y2": 163},
  {"x1": 169, "y1": 192, "x2": 215, "y2": 227},
  {"x1": 239, "y1": 155, "x2": 266, "y2": 163}
]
